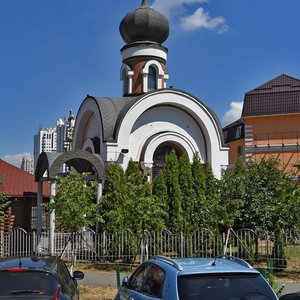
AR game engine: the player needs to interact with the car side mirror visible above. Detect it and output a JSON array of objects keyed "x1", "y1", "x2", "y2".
[
  {"x1": 280, "y1": 292, "x2": 300, "y2": 300},
  {"x1": 122, "y1": 275, "x2": 129, "y2": 287},
  {"x1": 73, "y1": 271, "x2": 84, "y2": 280}
]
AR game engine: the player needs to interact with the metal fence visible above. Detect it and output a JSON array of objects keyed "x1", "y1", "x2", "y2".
[{"x1": 1, "y1": 228, "x2": 300, "y2": 271}]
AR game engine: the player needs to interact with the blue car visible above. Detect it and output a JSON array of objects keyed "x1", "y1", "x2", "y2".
[{"x1": 115, "y1": 255, "x2": 281, "y2": 300}]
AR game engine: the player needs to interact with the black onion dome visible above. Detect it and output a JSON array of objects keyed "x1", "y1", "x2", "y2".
[{"x1": 120, "y1": 0, "x2": 169, "y2": 45}]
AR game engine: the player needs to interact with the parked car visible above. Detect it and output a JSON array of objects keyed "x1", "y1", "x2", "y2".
[
  {"x1": 280, "y1": 292, "x2": 300, "y2": 300},
  {"x1": 115, "y1": 255, "x2": 282, "y2": 300},
  {"x1": 0, "y1": 256, "x2": 84, "y2": 299}
]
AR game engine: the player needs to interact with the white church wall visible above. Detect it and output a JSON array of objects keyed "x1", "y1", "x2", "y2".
[
  {"x1": 73, "y1": 98, "x2": 103, "y2": 155},
  {"x1": 129, "y1": 106, "x2": 206, "y2": 161},
  {"x1": 115, "y1": 90, "x2": 228, "y2": 179},
  {"x1": 72, "y1": 91, "x2": 228, "y2": 179}
]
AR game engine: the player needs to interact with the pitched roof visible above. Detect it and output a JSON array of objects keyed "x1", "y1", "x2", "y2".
[
  {"x1": 0, "y1": 159, "x2": 49, "y2": 198},
  {"x1": 242, "y1": 74, "x2": 300, "y2": 117},
  {"x1": 222, "y1": 118, "x2": 243, "y2": 130},
  {"x1": 222, "y1": 119, "x2": 244, "y2": 144},
  {"x1": 84, "y1": 88, "x2": 225, "y2": 145}
]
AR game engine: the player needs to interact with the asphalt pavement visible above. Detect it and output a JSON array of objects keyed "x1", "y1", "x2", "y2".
[
  {"x1": 79, "y1": 271, "x2": 300, "y2": 296},
  {"x1": 80, "y1": 271, "x2": 123, "y2": 288}
]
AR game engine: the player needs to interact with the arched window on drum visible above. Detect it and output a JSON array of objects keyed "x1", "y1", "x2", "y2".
[{"x1": 148, "y1": 66, "x2": 157, "y2": 91}]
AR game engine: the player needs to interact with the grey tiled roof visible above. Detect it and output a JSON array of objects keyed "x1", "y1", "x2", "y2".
[
  {"x1": 86, "y1": 88, "x2": 225, "y2": 146},
  {"x1": 90, "y1": 96, "x2": 141, "y2": 142},
  {"x1": 242, "y1": 74, "x2": 300, "y2": 117}
]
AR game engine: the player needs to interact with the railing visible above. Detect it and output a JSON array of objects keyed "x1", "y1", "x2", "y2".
[
  {"x1": 1, "y1": 228, "x2": 300, "y2": 271},
  {"x1": 253, "y1": 132, "x2": 300, "y2": 147}
]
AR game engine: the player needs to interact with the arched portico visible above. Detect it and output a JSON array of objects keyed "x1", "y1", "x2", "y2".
[{"x1": 35, "y1": 150, "x2": 105, "y2": 254}]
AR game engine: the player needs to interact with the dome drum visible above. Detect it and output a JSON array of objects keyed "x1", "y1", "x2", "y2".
[{"x1": 121, "y1": 42, "x2": 168, "y2": 62}]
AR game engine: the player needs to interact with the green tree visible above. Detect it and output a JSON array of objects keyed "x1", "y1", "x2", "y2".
[
  {"x1": 203, "y1": 164, "x2": 220, "y2": 230},
  {"x1": 244, "y1": 159, "x2": 292, "y2": 231},
  {"x1": 219, "y1": 159, "x2": 246, "y2": 231},
  {"x1": 191, "y1": 154, "x2": 207, "y2": 228},
  {"x1": 179, "y1": 154, "x2": 196, "y2": 232},
  {"x1": 224, "y1": 158, "x2": 300, "y2": 232},
  {"x1": 163, "y1": 150, "x2": 183, "y2": 232},
  {"x1": 272, "y1": 173, "x2": 300, "y2": 231},
  {"x1": 152, "y1": 169, "x2": 168, "y2": 215},
  {"x1": 124, "y1": 160, "x2": 166, "y2": 234},
  {"x1": 0, "y1": 176, "x2": 10, "y2": 223},
  {"x1": 44, "y1": 171, "x2": 99, "y2": 232},
  {"x1": 272, "y1": 223, "x2": 287, "y2": 270},
  {"x1": 99, "y1": 163, "x2": 126, "y2": 232}
]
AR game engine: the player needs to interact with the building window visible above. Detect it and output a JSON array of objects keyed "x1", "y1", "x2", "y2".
[
  {"x1": 31, "y1": 206, "x2": 46, "y2": 230},
  {"x1": 235, "y1": 126, "x2": 242, "y2": 139},
  {"x1": 223, "y1": 130, "x2": 228, "y2": 143},
  {"x1": 148, "y1": 66, "x2": 157, "y2": 91},
  {"x1": 237, "y1": 145, "x2": 244, "y2": 156},
  {"x1": 120, "y1": 64, "x2": 133, "y2": 95},
  {"x1": 122, "y1": 73, "x2": 129, "y2": 96}
]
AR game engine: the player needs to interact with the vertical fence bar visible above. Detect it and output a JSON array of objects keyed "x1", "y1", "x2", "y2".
[{"x1": 0, "y1": 231, "x2": 3, "y2": 257}]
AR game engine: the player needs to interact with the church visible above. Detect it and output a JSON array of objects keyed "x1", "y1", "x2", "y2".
[
  {"x1": 34, "y1": 0, "x2": 228, "y2": 251},
  {"x1": 72, "y1": 0, "x2": 228, "y2": 180}
]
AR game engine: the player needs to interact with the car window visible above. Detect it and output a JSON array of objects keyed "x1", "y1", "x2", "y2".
[
  {"x1": 127, "y1": 264, "x2": 148, "y2": 291},
  {"x1": 177, "y1": 273, "x2": 277, "y2": 300},
  {"x1": 57, "y1": 261, "x2": 74, "y2": 294},
  {"x1": 128, "y1": 264, "x2": 165, "y2": 298},
  {"x1": 0, "y1": 271, "x2": 58, "y2": 296}
]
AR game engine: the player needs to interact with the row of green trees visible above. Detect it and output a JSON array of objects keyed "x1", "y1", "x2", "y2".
[
  {"x1": 99, "y1": 152, "x2": 221, "y2": 234},
  {"x1": 44, "y1": 151, "x2": 300, "y2": 236},
  {"x1": 99, "y1": 151, "x2": 300, "y2": 234}
]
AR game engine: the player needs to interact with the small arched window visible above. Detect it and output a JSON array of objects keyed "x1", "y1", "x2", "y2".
[{"x1": 148, "y1": 66, "x2": 157, "y2": 90}]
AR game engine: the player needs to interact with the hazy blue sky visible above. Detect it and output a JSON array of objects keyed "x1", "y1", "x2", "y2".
[{"x1": 1, "y1": 0, "x2": 300, "y2": 166}]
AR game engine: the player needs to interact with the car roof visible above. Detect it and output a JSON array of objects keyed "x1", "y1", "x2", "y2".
[
  {"x1": 149, "y1": 256, "x2": 260, "y2": 276},
  {"x1": 0, "y1": 256, "x2": 60, "y2": 272}
]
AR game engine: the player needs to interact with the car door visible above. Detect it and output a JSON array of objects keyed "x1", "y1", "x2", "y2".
[
  {"x1": 57, "y1": 261, "x2": 79, "y2": 300},
  {"x1": 119, "y1": 263, "x2": 165, "y2": 300}
]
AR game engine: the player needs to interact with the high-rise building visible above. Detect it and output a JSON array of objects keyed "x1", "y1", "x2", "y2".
[
  {"x1": 34, "y1": 127, "x2": 57, "y2": 167},
  {"x1": 56, "y1": 110, "x2": 75, "y2": 153},
  {"x1": 20, "y1": 155, "x2": 34, "y2": 174},
  {"x1": 34, "y1": 111, "x2": 75, "y2": 167}
]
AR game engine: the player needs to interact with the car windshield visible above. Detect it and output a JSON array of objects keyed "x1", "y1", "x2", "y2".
[
  {"x1": 178, "y1": 273, "x2": 277, "y2": 300},
  {"x1": 0, "y1": 271, "x2": 58, "y2": 296}
]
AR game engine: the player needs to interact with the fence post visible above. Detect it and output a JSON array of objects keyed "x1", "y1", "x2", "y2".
[
  {"x1": 140, "y1": 231, "x2": 145, "y2": 263},
  {"x1": 268, "y1": 258, "x2": 273, "y2": 274},
  {"x1": 180, "y1": 232, "x2": 184, "y2": 257},
  {"x1": 223, "y1": 228, "x2": 231, "y2": 256},
  {"x1": 32, "y1": 231, "x2": 36, "y2": 255},
  {"x1": 0, "y1": 231, "x2": 3, "y2": 257},
  {"x1": 116, "y1": 263, "x2": 121, "y2": 289}
]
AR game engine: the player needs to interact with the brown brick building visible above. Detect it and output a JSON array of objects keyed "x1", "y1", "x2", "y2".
[{"x1": 0, "y1": 159, "x2": 49, "y2": 231}]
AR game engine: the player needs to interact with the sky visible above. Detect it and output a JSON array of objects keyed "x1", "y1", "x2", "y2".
[{"x1": 1, "y1": 0, "x2": 300, "y2": 167}]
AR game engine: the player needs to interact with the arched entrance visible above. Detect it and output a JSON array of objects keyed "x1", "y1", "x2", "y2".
[
  {"x1": 152, "y1": 142, "x2": 185, "y2": 178},
  {"x1": 35, "y1": 150, "x2": 106, "y2": 254}
]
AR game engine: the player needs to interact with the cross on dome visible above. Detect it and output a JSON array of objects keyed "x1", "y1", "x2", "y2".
[{"x1": 140, "y1": 0, "x2": 149, "y2": 7}]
